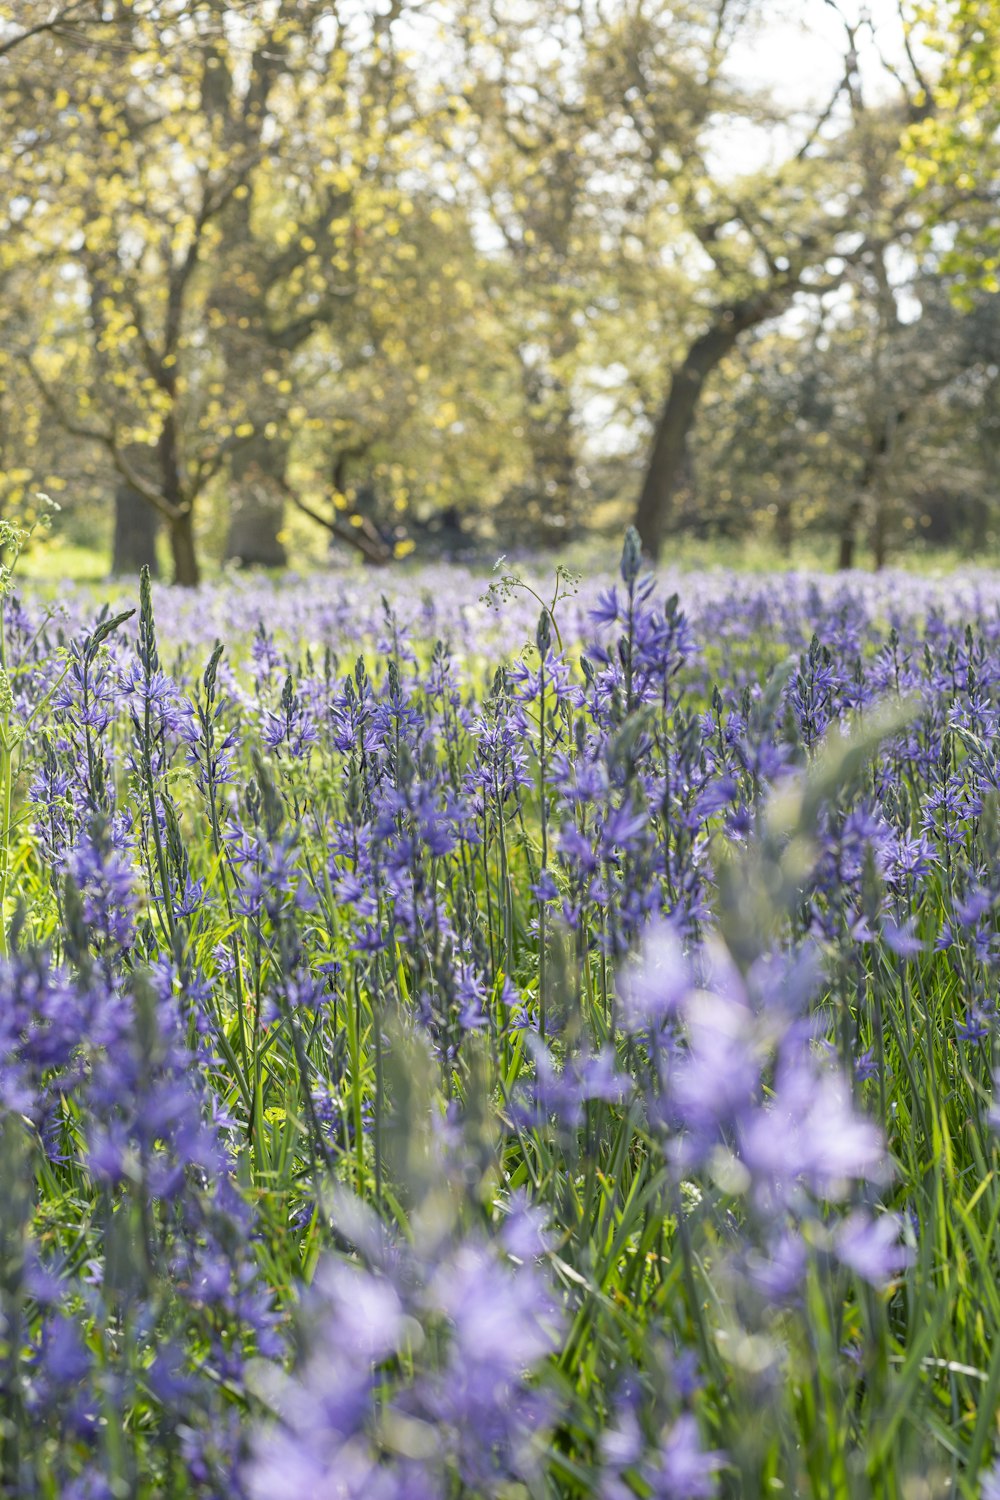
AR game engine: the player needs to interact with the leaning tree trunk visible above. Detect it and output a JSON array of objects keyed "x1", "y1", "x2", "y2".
[
  {"x1": 225, "y1": 436, "x2": 288, "y2": 568},
  {"x1": 634, "y1": 288, "x2": 792, "y2": 559},
  {"x1": 112, "y1": 478, "x2": 159, "y2": 576},
  {"x1": 634, "y1": 332, "x2": 735, "y2": 559},
  {"x1": 168, "y1": 509, "x2": 200, "y2": 587}
]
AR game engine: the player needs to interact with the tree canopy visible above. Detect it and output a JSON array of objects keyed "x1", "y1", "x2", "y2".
[{"x1": 0, "y1": 0, "x2": 997, "y2": 580}]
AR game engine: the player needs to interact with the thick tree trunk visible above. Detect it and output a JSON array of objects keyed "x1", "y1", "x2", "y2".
[
  {"x1": 635, "y1": 330, "x2": 737, "y2": 559},
  {"x1": 634, "y1": 290, "x2": 792, "y2": 559},
  {"x1": 168, "y1": 510, "x2": 200, "y2": 587},
  {"x1": 225, "y1": 436, "x2": 288, "y2": 568},
  {"x1": 112, "y1": 479, "x2": 159, "y2": 576},
  {"x1": 153, "y1": 411, "x2": 203, "y2": 586}
]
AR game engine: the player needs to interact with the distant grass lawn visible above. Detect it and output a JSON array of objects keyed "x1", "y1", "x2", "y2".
[
  {"x1": 17, "y1": 528, "x2": 1000, "y2": 585},
  {"x1": 18, "y1": 539, "x2": 113, "y2": 585}
]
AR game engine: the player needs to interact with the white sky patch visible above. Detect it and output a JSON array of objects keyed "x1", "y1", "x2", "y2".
[{"x1": 707, "y1": 0, "x2": 919, "y2": 179}]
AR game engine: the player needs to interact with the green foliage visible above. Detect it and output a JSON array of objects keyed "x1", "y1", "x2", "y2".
[
  {"x1": 0, "y1": 0, "x2": 998, "y2": 576},
  {"x1": 905, "y1": 0, "x2": 1000, "y2": 291}
]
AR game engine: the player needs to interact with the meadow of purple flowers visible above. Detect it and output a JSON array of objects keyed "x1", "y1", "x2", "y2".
[{"x1": 0, "y1": 531, "x2": 999, "y2": 1496}]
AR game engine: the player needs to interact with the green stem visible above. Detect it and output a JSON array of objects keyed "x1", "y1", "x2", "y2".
[{"x1": 0, "y1": 599, "x2": 12, "y2": 958}]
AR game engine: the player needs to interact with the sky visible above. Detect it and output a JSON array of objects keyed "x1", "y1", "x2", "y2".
[
  {"x1": 732, "y1": 0, "x2": 915, "y2": 102},
  {"x1": 715, "y1": 0, "x2": 919, "y2": 175}
]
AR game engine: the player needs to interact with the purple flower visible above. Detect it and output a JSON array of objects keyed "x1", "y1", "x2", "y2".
[
  {"x1": 881, "y1": 918, "x2": 924, "y2": 958},
  {"x1": 653, "y1": 1415, "x2": 725, "y2": 1499},
  {"x1": 667, "y1": 990, "x2": 760, "y2": 1162},
  {"x1": 246, "y1": 1209, "x2": 562, "y2": 1499},
  {"x1": 740, "y1": 1057, "x2": 887, "y2": 1204},
  {"x1": 618, "y1": 921, "x2": 690, "y2": 1034},
  {"x1": 834, "y1": 1211, "x2": 911, "y2": 1286},
  {"x1": 980, "y1": 1460, "x2": 1000, "y2": 1500},
  {"x1": 746, "y1": 1231, "x2": 808, "y2": 1303},
  {"x1": 603, "y1": 1412, "x2": 724, "y2": 1500}
]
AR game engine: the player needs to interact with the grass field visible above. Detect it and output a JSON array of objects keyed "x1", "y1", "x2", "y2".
[
  {"x1": 21, "y1": 522, "x2": 1000, "y2": 588},
  {"x1": 0, "y1": 532, "x2": 999, "y2": 1496}
]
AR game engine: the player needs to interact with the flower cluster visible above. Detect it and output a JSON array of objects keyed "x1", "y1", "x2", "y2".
[{"x1": 0, "y1": 543, "x2": 998, "y2": 1494}]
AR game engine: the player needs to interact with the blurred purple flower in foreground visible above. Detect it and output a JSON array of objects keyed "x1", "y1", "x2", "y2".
[{"x1": 246, "y1": 1203, "x2": 561, "y2": 1500}]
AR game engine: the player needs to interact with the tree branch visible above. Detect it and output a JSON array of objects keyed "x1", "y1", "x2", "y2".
[
  {"x1": 18, "y1": 352, "x2": 182, "y2": 522},
  {"x1": 0, "y1": 2, "x2": 99, "y2": 60},
  {"x1": 276, "y1": 475, "x2": 392, "y2": 564}
]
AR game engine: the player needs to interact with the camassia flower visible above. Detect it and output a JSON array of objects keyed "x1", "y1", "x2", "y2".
[
  {"x1": 246, "y1": 1198, "x2": 562, "y2": 1500},
  {"x1": 623, "y1": 901, "x2": 906, "y2": 1308},
  {"x1": 5, "y1": 555, "x2": 1000, "y2": 1492}
]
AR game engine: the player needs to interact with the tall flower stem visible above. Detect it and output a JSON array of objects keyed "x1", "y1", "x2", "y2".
[
  {"x1": 0, "y1": 522, "x2": 27, "y2": 959},
  {"x1": 0, "y1": 602, "x2": 12, "y2": 960}
]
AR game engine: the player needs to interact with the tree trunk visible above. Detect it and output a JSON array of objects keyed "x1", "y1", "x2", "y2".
[
  {"x1": 869, "y1": 409, "x2": 901, "y2": 571},
  {"x1": 634, "y1": 290, "x2": 792, "y2": 559},
  {"x1": 168, "y1": 510, "x2": 200, "y2": 587},
  {"x1": 225, "y1": 436, "x2": 288, "y2": 568},
  {"x1": 871, "y1": 504, "x2": 889, "y2": 570},
  {"x1": 838, "y1": 495, "x2": 862, "y2": 569},
  {"x1": 518, "y1": 350, "x2": 577, "y2": 539},
  {"x1": 840, "y1": 408, "x2": 904, "y2": 571},
  {"x1": 112, "y1": 479, "x2": 159, "y2": 576},
  {"x1": 774, "y1": 493, "x2": 794, "y2": 556},
  {"x1": 634, "y1": 348, "x2": 722, "y2": 560},
  {"x1": 530, "y1": 408, "x2": 577, "y2": 538}
]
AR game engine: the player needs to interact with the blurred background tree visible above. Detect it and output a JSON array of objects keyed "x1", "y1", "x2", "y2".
[
  {"x1": 0, "y1": 0, "x2": 997, "y2": 581},
  {"x1": 905, "y1": 0, "x2": 1000, "y2": 289}
]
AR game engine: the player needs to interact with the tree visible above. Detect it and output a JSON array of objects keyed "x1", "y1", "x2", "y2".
[
  {"x1": 112, "y1": 473, "x2": 160, "y2": 577},
  {"x1": 2, "y1": 0, "x2": 439, "y2": 583},
  {"x1": 455, "y1": 0, "x2": 594, "y2": 540},
  {"x1": 450, "y1": 0, "x2": 932, "y2": 558},
  {"x1": 0, "y1": 1, "x2": 116, "y2": 60},
  {"x1": 589, "y1": 0, "x2": 924, "y2": 558},
  {"x1": 691, "y1": 261, "x2": 999, "y2": 566},
  {"x1": 2, "y1": 0, "x2": 992, "y2": 575},
  {"x1": 905, "y1": 0, "x2": 1000, "y2": 290}
]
